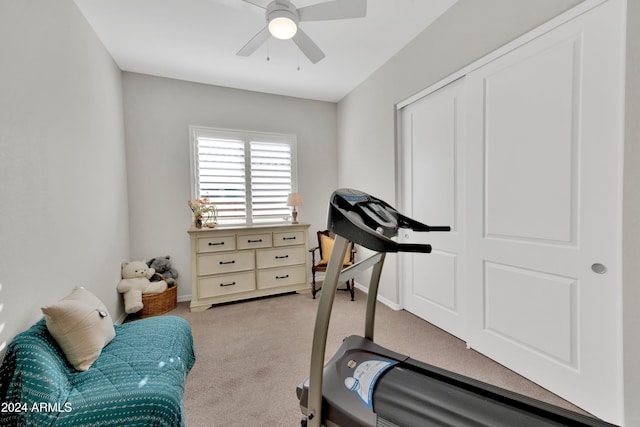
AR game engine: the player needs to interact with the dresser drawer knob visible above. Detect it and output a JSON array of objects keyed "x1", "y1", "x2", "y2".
[
  {"x1": 276, "y1": 274, "x2": 289, "y2": 279},
  {"x1": 248, "y1": 239, "x2": 263, "y2": 243},
  {"x1": 219, "y1": 260, "x2": 236, "y2": 265},
  {"x1": 275, "y1": 255, "x2": 289, "y2": 259},
  {"x1": 282, "y1": 236, "x2": 296, "y2": 240},
  {"x1": 220, "y1": 281, "x2": 236, "y2": 287},
  {"x1": 208, "y1": 241, "x2": 225, "y2": 246}
]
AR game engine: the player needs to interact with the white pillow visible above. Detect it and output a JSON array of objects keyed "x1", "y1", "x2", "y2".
[{"x1": 41, "y1": 287, "x2": 116, "y2": 371}]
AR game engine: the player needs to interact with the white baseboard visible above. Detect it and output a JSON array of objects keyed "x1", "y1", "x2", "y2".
[
  {"x1": 174, "y1": 286, "x2": 403, "y2": 311},
  {"x1": 177, "y1": 294, "x2": 191, "y2": 303},
  {"x1": 354, "y1": 282, "x2": 403, "y2": 311},
  {"x1": 117, "y1": 294, "x2": 192, "y2": 324},
  {"x1": 116, "y1": 312, "x2": 128, "y2": 325}
]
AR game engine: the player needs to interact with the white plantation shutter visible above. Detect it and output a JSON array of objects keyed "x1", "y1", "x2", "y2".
[
  {"x1": 250, "y1": 141, "x2": 293, "y2": 223},
  {"x1": 190, "y1": 127, "x2": 297, "y2": 225},
  {"x1": 197, "y1": 137, "x2": 247, "y2": 222}
]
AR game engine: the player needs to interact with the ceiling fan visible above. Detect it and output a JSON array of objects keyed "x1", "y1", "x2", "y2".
[{"x1": 237, "y1": 0, "x2": 367, "y2": 64}]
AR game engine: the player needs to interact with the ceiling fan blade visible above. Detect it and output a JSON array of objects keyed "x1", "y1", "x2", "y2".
[
  {"x1": 298, "y1": 0, "x2": 366, "y2": 22},
  {"x1": 237, "y1": 26, "x2": 270, "y2": 56},
  {"x1": 293, "y1": 28, "x2": 325, "y2": 64},
  {"x1": 241, "y1": 0, "x2": 267, "y2": 9}
]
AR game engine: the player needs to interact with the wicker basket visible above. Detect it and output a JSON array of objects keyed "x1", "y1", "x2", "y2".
[{"x1": 137, "y1": 283, "x2": 178, "y2": 319}]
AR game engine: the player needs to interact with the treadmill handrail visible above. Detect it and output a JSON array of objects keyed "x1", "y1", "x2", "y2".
[{"x1": 327, "y1": 189, "x2": 450, "y2": 253}]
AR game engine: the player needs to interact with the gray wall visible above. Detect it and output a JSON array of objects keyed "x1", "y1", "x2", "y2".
[
  {"x1": 336, "y1": 0, "x2": 583, "y2": 303},
  {"x1": 623, "y1": 0, "x2": 640, "y2": 424},
  {"x1": 0, "y1": 0, "x2": 129, "y2": 347},
  {"x1": 122, "y1": 73, "x2": 337, "y2": 302}
]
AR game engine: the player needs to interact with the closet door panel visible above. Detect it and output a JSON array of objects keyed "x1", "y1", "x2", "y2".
[
  {"x1": 483, "y1": 39, "x2": 578, "y2": 244},
  {"x1": 399, "y1": 78, "x2": 466, "y2": 337},
  {"x1": 465, "y1": 1, "x2": 624, "y2": 422}
]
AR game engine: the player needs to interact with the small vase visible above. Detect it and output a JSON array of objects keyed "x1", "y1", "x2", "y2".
[{"x1": 194, "y1": 215, "x2": 203, "y2": 229}]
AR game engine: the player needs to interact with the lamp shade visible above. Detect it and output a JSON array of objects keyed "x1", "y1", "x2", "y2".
[{"x1": 287, "y1": 192, "x2": 303, "y2": 207}]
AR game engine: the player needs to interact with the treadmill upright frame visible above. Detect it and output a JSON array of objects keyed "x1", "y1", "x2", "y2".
[{"x1": 306, "y1": 238, "x2": 385, "y2": 426}]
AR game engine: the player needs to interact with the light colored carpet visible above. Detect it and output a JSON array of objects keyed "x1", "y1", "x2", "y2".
[{"x1": 168, "y1": 289, "x2": 588, "y2": 426}]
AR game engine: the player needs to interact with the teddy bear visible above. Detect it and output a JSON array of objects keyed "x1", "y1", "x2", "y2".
[
  {"x1": 116, "y1": 260, "x2": 167, "y2": 314},
  {"x1": 147, "y1": 255, "x2": 178, "y2": 286}
]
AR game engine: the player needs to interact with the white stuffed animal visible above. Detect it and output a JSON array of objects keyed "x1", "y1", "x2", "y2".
[{"x1": 117, "y1": 260, "x2": 167, "y2": 314}]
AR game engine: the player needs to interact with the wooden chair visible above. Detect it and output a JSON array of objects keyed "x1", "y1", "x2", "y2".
[{"x1": 309, "y1": 230, "x2": 357, "y2": 300}]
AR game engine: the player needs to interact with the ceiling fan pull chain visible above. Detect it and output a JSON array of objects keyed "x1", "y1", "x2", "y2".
[{"x1": 267, "y1": 39, "x2": 271, "y2": 62}]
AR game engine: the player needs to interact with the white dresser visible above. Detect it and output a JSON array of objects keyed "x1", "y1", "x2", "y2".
[{"x1": 188, "y1": 223, "x2": 310, "y2": 312}]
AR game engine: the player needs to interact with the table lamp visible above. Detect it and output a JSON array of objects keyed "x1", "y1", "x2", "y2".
[{"x1": 287, "y1": 192, "x2": 303, "y2": 224}]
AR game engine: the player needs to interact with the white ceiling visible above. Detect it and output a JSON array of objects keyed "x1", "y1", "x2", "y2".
[{"x1": 74, "y1": 0, "x2": 457, "y2": 102}]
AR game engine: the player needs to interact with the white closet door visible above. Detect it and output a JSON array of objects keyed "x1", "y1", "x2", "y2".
[
  {"x1": 399, "y1": 77, "x2": 466, "y2": 338},
  {"x1": 465, "y1": 0, "x2": 624, "y2": 423}
]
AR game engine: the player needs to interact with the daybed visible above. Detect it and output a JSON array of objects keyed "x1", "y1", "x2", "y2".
[{"x1": 0, "y1": 315, "x2": 195, "y2": 426}]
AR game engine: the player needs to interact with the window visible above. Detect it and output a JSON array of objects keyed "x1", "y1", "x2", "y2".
[{"x1": 190, "y1": 126, "x2": 298, "y2": 225}]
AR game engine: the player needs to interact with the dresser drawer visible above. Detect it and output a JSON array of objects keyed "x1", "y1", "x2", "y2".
[
  {"x1": 273, "y1": 230, "x2": 305, "y2": 247},
  {"x1": 236, "y1": 232, "x2": 272, "y2": 250},
  {"x1": 197, "y1": 235, "x2": 236, "y2": 253},
  {"x1": 257, "y1": 265, "x2": 306, "y2": 289},
  {"x1": 197, "y1": 250, "x2": 255, "y2": 276},
  {"x1": 198, "y1": 271, "x2": 255, "y2": 298},
  {"x1": 256, "y1": 246, "x2": 306, "y2": 269}
]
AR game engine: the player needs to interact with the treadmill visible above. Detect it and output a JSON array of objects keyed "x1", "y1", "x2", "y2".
[{"x1": 297, "y1": 189, "x2": 616, "y2": 427}]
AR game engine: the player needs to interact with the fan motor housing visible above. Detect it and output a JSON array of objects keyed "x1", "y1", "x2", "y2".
[{"x1": 267, "y1": 2, "x2": 299, "y2": 23}]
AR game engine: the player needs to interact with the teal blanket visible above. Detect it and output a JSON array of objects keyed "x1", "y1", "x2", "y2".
[{"x1": 0, "y1": 315, "x2": 195, "y2": 426}]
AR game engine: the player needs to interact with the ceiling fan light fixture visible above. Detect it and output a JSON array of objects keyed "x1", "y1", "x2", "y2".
[
  {"x1": 239, "y1": 0, "x2": 367, "y2": 64},
  {"x1": 268, "y1": 10, "x2": 298, "y2": 40}
]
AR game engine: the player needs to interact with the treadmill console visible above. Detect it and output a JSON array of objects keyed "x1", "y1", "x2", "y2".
[{"x1": 327, "y1": 189, "x2": 450, "y2": 253}]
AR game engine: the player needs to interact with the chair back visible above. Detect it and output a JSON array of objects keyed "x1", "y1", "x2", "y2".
[{"x1": 316, "y1": 230, "x2": 354, "y2": 265}]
